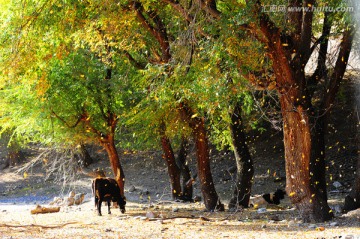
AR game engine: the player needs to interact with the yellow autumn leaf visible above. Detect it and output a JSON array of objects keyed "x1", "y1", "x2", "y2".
[{"x1": 23, "y1": 172, "x2": 28, "y2": 179}]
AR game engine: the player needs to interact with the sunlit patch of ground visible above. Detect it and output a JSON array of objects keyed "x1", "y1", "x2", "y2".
[{"x1": 0, "y1": 200, "x2": 359, "y2": 239}]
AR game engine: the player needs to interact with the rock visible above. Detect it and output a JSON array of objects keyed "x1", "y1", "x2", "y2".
[
  {"x1": 172, "y1": 208, "x2": 179, "y2": 212},
  {"x1": 330, "y1": 205, "x2": 343, "y2": 215},
  {"x1": 74, "y1": 193, "x2": 85, "y2": 205},
  {"x1": 128, "y1": 185, "x2": 136, "y2": 192},
  {"x1": 257, "y1": 208, "x2": 267, "y2": 214},
  {"x1": 333, "y1": 181, "x2": 342, "y2": 188},
  {"x1": 146, "y1": 211, "x2": 156, "y2": 219},
  {"x1": 65, "y1": 197, "x2": 75, "y2": 206},
  {"x1": 308, "y1": 224, "x2": 317, "y2": 229},
  {"x1": 50, "y1": 197, "x2": 63, "y2": 205},
  {"x1": 330, "y1": 222, "x2": 339, "y2": 227},
  {"x1": 68, "y1": 191, "x2": 75, "y2": 198},
  {"x1": 287, "y1": 220, "x2": 300, "y2": 228},
  {"x1": 261, "y1": 224, "x2": 267, "y2": 228}
]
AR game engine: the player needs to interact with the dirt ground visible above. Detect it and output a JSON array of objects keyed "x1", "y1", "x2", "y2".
[
  {"x1": 0, "y1": 142, "x2": 359, "y2": 239},
  {"x1": 0, "y1": 78, "x2": 359, "y2": 238}
]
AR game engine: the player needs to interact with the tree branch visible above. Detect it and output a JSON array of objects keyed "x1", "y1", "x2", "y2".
[
  {"x1": 132, "y1": 1, "x2": 171, "y2": 63},
  {"x1": 51, "y1": 111, "x2": 84, "y2": 129},
  {"x1": 198, "y1": 0, "x2": 221, "y2": 19},
  {"x1": 323, "y1": 26, "x2": 355, "y2": 110},
  {"x1": 160, "y1": 0, "x2": 209, "y2": 38},
  {"x1": 308, "y1": 12, "x2": 332, "y2": 92},
  {"x1": 125, "y1": 51, "x2": 146, "y2": 69},
  {"x1": 298, "y1": 0, "x2": 315, "y2": 65},
  {"x1": 288, "y1": 0, "x2": 303, "y2": 43}
]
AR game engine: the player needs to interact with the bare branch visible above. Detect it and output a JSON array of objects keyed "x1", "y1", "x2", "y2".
[{"x1": 51, "y1": 111, "x2": 83, "y2": 128}]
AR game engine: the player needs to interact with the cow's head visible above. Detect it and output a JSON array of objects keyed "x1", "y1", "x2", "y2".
[{"x1": 118, "y1": 196, "x2": 126, "y2": 213}]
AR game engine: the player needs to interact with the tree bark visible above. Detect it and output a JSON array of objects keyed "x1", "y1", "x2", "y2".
[
  {"x1": 159, "y1": 122, "x2": 183, "y2": 199},
  {"x1": 175, "y1": 137, "x2": 193, "y2": 200},
  {"x1": 344, "y1": 156, "x2": 360, "y2": 211},
  {"x1": 178, "y1": 102, "x2": 224, "y2": 211},
  {"x1": 256, "y1": 11, "x2": 335, "y2": 222},
  {"x1": 228, "y1": 102, "x2": 254, "y2": 209},
  {"x1": 101, "y1": 132, "x2": 125, "y2": 197},
  {"x1": 280, "y1": 96, "x2": 333, "y2": 222}
]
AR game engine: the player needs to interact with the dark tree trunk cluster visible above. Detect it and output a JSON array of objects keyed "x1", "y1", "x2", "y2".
[{"x1": 228, "y1": 103, "x2": 254, "y2": 209}]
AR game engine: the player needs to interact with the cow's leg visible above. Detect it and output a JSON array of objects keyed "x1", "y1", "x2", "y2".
[
  {"x1": 108, "y1": 200, "x2": 111, "y2": 214},
  {"x1": 95, "y1": 196, "x2": 98, "y2": 208},
  {"x1": 97, "y1": 198, "x2": 103, "y2": 216}
]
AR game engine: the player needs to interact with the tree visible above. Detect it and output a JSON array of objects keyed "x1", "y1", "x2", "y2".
[
  {"x1": 163, "y1": 0, "x2": 355, "y2": 221},
  {"x1": 0, "y1": 1, "x2": 142, "y2": 196},
  {"x1": 201, "y1": 1, "x2": 353, "y2": 221},
  {"x1": 129, "y1": 1, "x2": 225, "y2": 209}
]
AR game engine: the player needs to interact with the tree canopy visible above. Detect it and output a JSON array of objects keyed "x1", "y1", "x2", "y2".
[{"x1": 0, "y1": 0, "x2": 358, "y2": 222}]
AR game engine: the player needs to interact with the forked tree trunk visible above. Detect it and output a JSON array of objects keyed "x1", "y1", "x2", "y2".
[
  {"x1": 255, "y1": 12, "x2": 337, "y2": 221},
  {"x1": 228, "y1": 103, "x2": 254, "y2": 209},
  {"x1": 159, "y1": 122, "x2": 182, "y2": 199},
  {"x1": 179, "y1": 102, "x2": 224, "y2": 211}
]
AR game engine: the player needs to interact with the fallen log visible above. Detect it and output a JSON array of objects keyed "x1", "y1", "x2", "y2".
[{"x1": 30, "y1": 205, "x2": 60, "y2": 214}]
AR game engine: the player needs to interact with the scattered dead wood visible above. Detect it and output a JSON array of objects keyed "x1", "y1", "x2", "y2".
[
  {"x1": 30, "y1": 205, "x2": 60, "y2": 214},
  {"x1": 148, "y1": 215, "x2": 213, "y2": 222},
  {"x1": 0, "y1": 221, "x2": 79, "y2": 229}
]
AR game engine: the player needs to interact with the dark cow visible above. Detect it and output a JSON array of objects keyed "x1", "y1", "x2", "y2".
[
  {"x1": 92, "y1": 177, "x2": 126, "y2": 216},
  {"x1": 262, "y1": 189, "x2": 286, "y2": 205},
  {"x1": 249, "y1": 189, "x2": 286, "y2": 208}
]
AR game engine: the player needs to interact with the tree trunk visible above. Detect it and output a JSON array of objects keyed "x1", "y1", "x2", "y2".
[
  {"x1": 175, "y1": 137, "x2": 193, "y2": 200},
  {"x1": 76, "y1": 143, "x2": 93, "y2": 167},
  {"x1": 159, "y1": 122, "x2": 183, "y2": 199},
  {"x1": 343, "y1": 156, "x2": 360, "y2": 211},
  {"x1": 179, "y1": 102, "x2": 224, "y2": 211},
  {"x1": 102, "y1": 135, "x2": 125, "y2": 197},
  {"x1": 309, "y1": 111, "x2": 328, "y2": 202},
  {"x1": 254, "y1": 12, "x2": 334, "y2": 221},
  {"x1": 280, "y1": 96, "x2": 333, "y2": 222},
  {"x1": 228, "y1": 102, "x2": 254, "y2": 209}
]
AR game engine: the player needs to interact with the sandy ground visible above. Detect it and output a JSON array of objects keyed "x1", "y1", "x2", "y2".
[{"x1": 0, "y1": 195, "x2": 359, "y2": 239}]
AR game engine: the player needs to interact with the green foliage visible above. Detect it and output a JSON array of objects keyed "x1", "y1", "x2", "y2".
[{"x1": 0, "y1": 0, "x2": 281, "y2": 152}]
